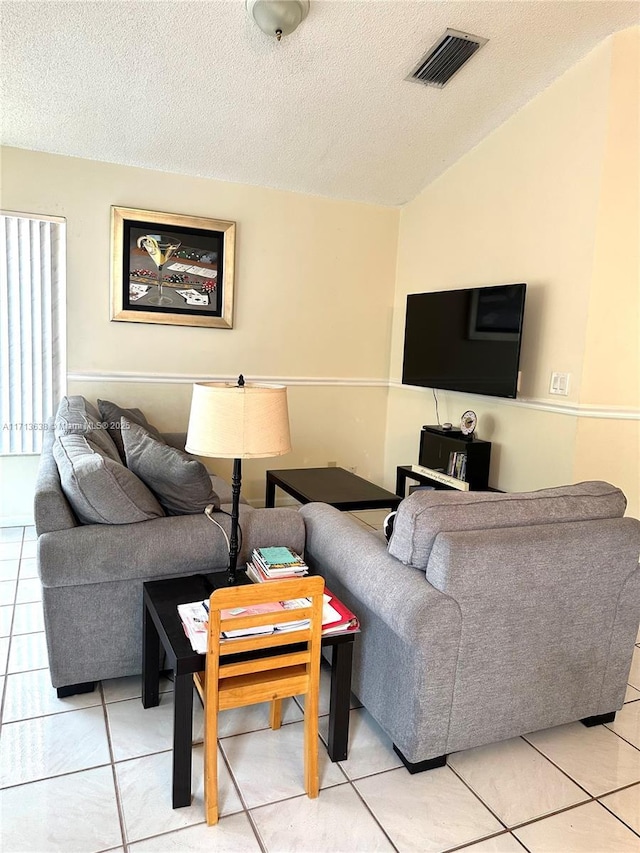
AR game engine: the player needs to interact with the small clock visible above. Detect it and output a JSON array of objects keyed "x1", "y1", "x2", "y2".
[{"x1": 460, "y1": 410, "x2": 477, "y2": 436}]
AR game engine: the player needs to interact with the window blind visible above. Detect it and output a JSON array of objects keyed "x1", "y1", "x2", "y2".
[{"x1": 0, "y1": 213, "x2": 66, "y2": 454}]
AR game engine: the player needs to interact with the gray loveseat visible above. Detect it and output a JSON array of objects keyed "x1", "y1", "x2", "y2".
[
  {"x1": 35, "y1": 396, "x2": 304, "y2": 695},
  {"x1": 300, "y1": 482, "x2": 640, "y2": 770}
]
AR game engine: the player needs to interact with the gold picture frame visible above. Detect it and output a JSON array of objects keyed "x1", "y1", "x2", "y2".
[{"x1": 110, "y1": 206, "x2": 236, "y2": 328}]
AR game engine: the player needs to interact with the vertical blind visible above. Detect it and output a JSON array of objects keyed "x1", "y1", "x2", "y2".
[{"x1": 0, "y1": 213, "x2": 66, "y2": 454}]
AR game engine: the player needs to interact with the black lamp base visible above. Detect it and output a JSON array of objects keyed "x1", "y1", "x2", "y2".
[
  {"x1": 228, "y1": 457, "x2": 242, "y2": 585},
  {"x1": 215, "y1": 569, "x2": 247, "y2": 588}
]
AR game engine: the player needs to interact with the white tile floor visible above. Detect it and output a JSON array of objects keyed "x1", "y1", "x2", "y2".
[{"x1": 1, "y1": 518, "x2": 640, "y2": 853}]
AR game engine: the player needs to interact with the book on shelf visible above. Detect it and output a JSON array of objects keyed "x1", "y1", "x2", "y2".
[
  {"x1": 177, "y1": 588, "x2": 359, "y2": 651},
  {"x1": 446, "y1": 452, "x2": 467, "y2": 482}
]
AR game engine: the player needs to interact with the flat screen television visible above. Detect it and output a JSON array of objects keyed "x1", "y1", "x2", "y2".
[{"x1": 401, "y1": 283, "x2": 526, "y2": 398}]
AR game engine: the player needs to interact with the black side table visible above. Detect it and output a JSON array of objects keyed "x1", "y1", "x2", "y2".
[{"x1": 142, "y1": 571, "x2": 358, "y2": 808}]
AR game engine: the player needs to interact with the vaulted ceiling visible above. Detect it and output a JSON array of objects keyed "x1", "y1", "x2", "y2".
[{"x1": 1, "y1": 1, "x2": 637, "y2": 205}]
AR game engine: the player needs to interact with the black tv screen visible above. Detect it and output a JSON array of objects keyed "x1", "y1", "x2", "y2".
[{"x1": 401, "y1": 283, "x2": 526, "y2": 398}]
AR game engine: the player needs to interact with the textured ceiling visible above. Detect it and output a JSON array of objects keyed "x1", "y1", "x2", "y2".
[{"x1": 1, "y1": 1, "x2": 638, "y2": 206}]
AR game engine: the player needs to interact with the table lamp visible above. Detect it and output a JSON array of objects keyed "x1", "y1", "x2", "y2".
[{"x1": 185, "y1": 375, "x2": 291, "y2": 584}]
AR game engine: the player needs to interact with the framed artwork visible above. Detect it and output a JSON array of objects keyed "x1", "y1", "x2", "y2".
[{"x1": 110, "y1": 206, "x2": 236, "y2": 328}]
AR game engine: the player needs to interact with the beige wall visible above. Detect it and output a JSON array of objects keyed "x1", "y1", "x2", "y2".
[
  {"x1": 1, "y1": 147, "x2": 398, "y2": 504},
  {"x1": 574, "y1": 29, "x2": 640, "y2": 515},
  {"x1": 2, "y1": 29, "x2": 638, "y2": 520},
  {"x1": 386, "y1": 29, "x2": 640, "y2": 517}
]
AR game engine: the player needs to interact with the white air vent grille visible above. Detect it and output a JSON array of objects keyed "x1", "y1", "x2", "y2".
[{"x1": 408, "y1": 29, "x2": 488, "y2": 88}]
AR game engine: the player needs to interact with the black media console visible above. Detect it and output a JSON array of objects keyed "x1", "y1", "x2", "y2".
[{"x1": 396, "y1": 425, "x2": 492, "y2": 497}]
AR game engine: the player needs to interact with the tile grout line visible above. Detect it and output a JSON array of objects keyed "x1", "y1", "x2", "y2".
[
  {"x1": 0, "y1": 761, "x2": 116, "y2": 793},
  {"x1": 217, "y1": 737, "x2": 270, "y2": 852},
  {"x1": 2, "y1": 635, "x2": 48, "y2": 678},
  {"x1": 216, "y1": 729, "x2": 258, "y2": 828},
  {"x1": 445, "y1": 736, "x2": 640, "y2": 846},
  {"x1": 0, "y1": 527, "x2": 24, "y2": 731},
  {"x1": 345, "y1": 772, "x2": 401, "y2": 852},
  {"x1": 445, "y1": 759, "x2": 510, "y2": 832},
  {"x1": 521, "y1": 730, "x2": 634, "y2": 798},
  {"x1": 99, "y1": 682, "x2": 130, "y2": 853},
  {"x1": 444, "y1": 829, "x2": 528, "y2": 853},
  {"x1": 603, "y1": 721, "x2": 640, "y2": 754},
  {"x1": 510, "y1": 796, "x2": 640, "y2": 839},
  {"x1": 442, "y1": 788, "x2": 640, "y2": 851},
  {"x1": 597, "y1": 791, "x2": 640, "y2": 839},
  {"x1": 524, "y1": 731, "x2": 640, "y2": 828},
  {"x1": 215, "y1": 716, "x2": 363, "y2": 846},
  {"x1": 452, "y1": 757, "x2": 640, "y2": 842}
]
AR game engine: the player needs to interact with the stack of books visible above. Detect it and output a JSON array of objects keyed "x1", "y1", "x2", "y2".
[
  {"x1": 321, "y1": 590, "x2": 359, "y2": 635},
  {"x1": 246, "y1": 546, "x2": 309, "y2": 584},
  {"x1": 177, "y1": 600, "x2": 209, "y2": 654},
  {"x1": 178, "y1": 588, "x2": 359, "y2": 651},
  {"x1": 177, "y1": 597, "x2": 311, "y2": 649},
  {"x1": 447, "y1": 451, "x2": 467, "y2": 481}
]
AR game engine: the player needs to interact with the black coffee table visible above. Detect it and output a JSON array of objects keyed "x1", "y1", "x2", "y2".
[
  {"x1": 142, "y1": 571, "x2": 358, "y2": 808},
  {"x1": 266, "y1": 467, "x2": 401, "y2": 512}
]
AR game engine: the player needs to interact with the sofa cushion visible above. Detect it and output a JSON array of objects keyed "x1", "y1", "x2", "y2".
[
  {"x1": 55, "y1": 395, "x2": 120, "y2": 461},
  {"x1": 388, "y1": 481, "x2": 627, "y2": 569},
  {"x1": 97, "y1": 399, "x2": 163, "y2": 461},
  {"x1": 121, "y1": 419, "x2": 220, "y2": 516},
  {"x1": 53, "y1": 433, "x2": 165, "y2": 525}
]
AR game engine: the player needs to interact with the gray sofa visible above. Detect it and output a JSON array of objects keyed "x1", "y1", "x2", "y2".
[
  {"x1": 35, "y1": 397, "x2": 304, "y2": 695},
  {"x1": 300, "y1": 482, "x2": 640, "y2": 770}
]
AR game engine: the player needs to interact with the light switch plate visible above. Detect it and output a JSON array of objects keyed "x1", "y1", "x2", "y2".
[{"x1": 550, "y1": 372, "x2": 570, "y2": 395}]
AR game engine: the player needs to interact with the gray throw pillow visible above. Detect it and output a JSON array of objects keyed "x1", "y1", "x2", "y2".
[
  {"x1": 97, "y1": 399, "x2": 164, "y2": 461},
  {"x1": 121, "y1": 418, "x2": 220, "y2": 516},
  {"x1": 55, "y1": 395, "x2": 120, "y2": 461},
  {"x1": 53, "y1": 433, "x2": 165, "y2": 525}
]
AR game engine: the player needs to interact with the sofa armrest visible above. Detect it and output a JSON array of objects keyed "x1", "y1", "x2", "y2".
[
  {"x1": 300, "y1": 502, "x2": 457, "y2": 638},
  {"x1": 34, "y1": 422, "x2": 78, "y2": 534},
  {"x1": 238, "y1": 505, "x2": 305, "y2": 562},
  {"x1": 300, "y1": 502, "x2": 461, "y2": 762}
]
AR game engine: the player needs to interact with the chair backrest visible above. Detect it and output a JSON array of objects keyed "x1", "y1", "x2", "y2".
[{"x1": 205, "y1": 576, "x2": 325, "y2": 709}]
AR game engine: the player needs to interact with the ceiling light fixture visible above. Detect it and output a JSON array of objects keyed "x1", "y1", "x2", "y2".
[{"x1": 246, "y1": 0, "x2": 310, "y2": 41}]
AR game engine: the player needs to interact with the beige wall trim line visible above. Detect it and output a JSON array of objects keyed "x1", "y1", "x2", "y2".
[
  {"x1": 69, "y1": 370, "x2": 639, "y2": 419},
  {"x1": 389, "y1": 380, "x2": 640, "y2": 420},
  {"x1": 67, "y1": 370, "x2": 388, "y2": 388},
  {"x1": 513, "y1": 401, "x2": 640, "y2": 420}
]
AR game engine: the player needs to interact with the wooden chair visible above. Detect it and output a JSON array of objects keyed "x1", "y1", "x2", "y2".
[{"x1": 193, "y1": 575, "x2": 325, "y2": 825}]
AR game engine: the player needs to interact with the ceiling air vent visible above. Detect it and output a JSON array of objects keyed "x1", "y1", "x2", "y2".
[{"x1": 407, "y1": 28, "x2": 488, "y2": 89}]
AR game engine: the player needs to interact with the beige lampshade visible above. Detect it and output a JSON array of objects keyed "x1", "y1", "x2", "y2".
[{"x1": 185, "y1": 381, "x2": 291, "y2": 459}]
